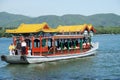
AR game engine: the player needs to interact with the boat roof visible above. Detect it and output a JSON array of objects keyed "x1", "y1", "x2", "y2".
[
  {"x1": 6, "y1": 22, "x2": 57, "y2": 33},
  {"x1": 6, "y1": 22, "x2": 96, "y2": 34},
  {"x1": 57, "y1": 24, "x2": 96, "y2": 33}
]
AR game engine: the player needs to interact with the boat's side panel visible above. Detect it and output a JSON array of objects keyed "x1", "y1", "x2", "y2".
[
  {"x1": 27, "y1": 42, "x2": 98, "y2": 63},
  {"x1": 1, "y1": 55, "x2": 29, "y2": 64},
  {"x1": 27, "y1": 50, "x2": 96, "y2": 63}
]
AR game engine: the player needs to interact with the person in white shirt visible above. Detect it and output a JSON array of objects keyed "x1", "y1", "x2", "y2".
[{"x1": 21, "y1": 40, "x2": 27, "y2": 55}]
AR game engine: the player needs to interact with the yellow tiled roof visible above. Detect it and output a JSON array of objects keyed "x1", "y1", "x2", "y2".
[
  {"x1": 6, "y1": 22, "x2": 96, "y2": 34},
  {"x1": 6, "y1": 22, "x2": 57, "y2": 33},
  {"x1": 87, "y1": 24, "x2": 96, "y2": 32},
  {"x1": 57, "y1": 24, "x2": 96, "y2": 33}
]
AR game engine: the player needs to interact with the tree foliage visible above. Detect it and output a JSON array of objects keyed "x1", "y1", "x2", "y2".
[{"x1": 95, "y1": 26, "x2": 120, "y2": 34}]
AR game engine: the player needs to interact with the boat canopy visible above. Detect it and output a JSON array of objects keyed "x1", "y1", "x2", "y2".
[
  {"x1": 6, "y1": 22, "x2": 57, "y2": 33},
  {"x1": 6, "y1": 22, "x2": 96, "y2": 34},
  {"x1": 57, "y1": 24, "x2": 96, "y2": 33}
]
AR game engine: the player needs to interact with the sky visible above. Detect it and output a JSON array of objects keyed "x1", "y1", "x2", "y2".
[{"x1": 0, "y1": 0, "x2": 120, "y2": 17}]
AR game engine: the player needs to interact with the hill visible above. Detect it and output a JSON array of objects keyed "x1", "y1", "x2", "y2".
[{"x1": 0, "y1": 12, "x2": 120, "y2": 28}]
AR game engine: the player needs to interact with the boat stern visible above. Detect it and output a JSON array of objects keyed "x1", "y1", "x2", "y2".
[{"x1": 1, "y1": 55, "x2": 29, "y2": 64}]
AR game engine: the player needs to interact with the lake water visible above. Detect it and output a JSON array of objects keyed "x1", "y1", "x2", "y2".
[{"x1": 0, "y1": 34, "x2": 120, "y2": 80}]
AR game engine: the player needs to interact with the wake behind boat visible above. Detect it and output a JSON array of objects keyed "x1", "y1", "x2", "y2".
[{"x1": 1, "y1": 22, "x2": 99, "y2": 64}]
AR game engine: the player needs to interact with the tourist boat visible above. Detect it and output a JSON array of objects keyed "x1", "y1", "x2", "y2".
[{"x1": 1, "y1": 22, "x2": 99, "y2": 64}]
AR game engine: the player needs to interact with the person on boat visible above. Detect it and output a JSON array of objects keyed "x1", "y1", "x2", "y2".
[
  {"x1": 27, "y1": 47, "x2": 31, "y2": 56},
  {"x1": 48, "y1": 39, "x2": 51, "y2": 50},
  {"x1": 21, "y1": 40, "x2": 27, "y2": 55},
  {"x1": 9, "y1": 43, "x2": 15, "y2": 55},
  {"x1": 83, "y1": 42, "x2": 86, "y2": 49},
  {"x1": 16, "y1": 41, "x2": 21, "y2": 55}
]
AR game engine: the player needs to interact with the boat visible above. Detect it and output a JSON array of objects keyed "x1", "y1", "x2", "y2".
[{"x1": 1, "y1": 22, "x2": 99, "y2": 64}]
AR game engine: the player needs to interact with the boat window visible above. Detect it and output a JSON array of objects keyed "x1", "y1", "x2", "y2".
[
  {"x1": 71, "y1": 32, "x2": 76, "y2": 35},
  {"x1": 75, "y1": 39, "x2": 78, "y2": 46},
  {"x1": 42, "y1": 39, "x2": 46, "y2": 47},
  {"x1": 16, "y1": 39, "x2": 21, "y2": 49},
  {"x1": 48, "y1": 39, "x2": 52, "y2": 49},
  {"x1": 55, "y1": 40, "x2": 58, "y2": 47},
  {"x1": 56, "y1": 40, "x2": 60, "y2": 48},
  {"x1": 25, "y1": 39, "x2": 31, "y2": 48},
  {"x1": 77, "y1": 32, "x2": 80, "y2": 35},
  {"x1": 34, "y1": 39, "x2": 40, "y2": 48},
  {"x1": 16, "y1": 39, "x2": 20, "y2": 45},
  {"x1": 64, "y1": 32, "x2": 69, "y2": 35}
]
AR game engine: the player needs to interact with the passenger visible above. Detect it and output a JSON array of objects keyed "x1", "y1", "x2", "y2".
[
  {"x1": 87, "y1": 42, "x2": 90, "y2": 48},
  {"x1": 75, "y1": 40, "x2": 78, "y2": 47},
  {"x1": 9, "y1": 43, "x2": 15, "y2": 55},
  {"x1": 69, "y1": 41, "x2": 72, "y2": 49},
  {"x1": 27, "y1": 47, "x2": 31, "y2": 56},
  {"x1": 64, "y1": 46, "x2": 67, "y2": 50},
  {"x1": 48, "y1": 40, "x2": 51, "y2": 50},
  {"x1": 16, "y1": 42, "x2": 21, "y2": 55},
  {"x1": 83, "y1": 42, "x2": 86, "y2": 49},
  {"x1": 21, "y1": 40, "x2": 27, "y2": 55}
]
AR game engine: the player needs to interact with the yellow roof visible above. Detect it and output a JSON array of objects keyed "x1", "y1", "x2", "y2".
[
  {"x1": 43, "y1": 28, "x2": 58, "y2": 32},
  {"x1": 6, "y1": 22, "x2": 96, "y2": 34},
  {"x1": 6, "y1": 22, "x2": 57, "y2": 33},
  {"x1": 57, "y1": 24, "x2": 96, "y2": 33},
  {"x1": 87, "y1": 24, "x2": 96, "y2": 32}
]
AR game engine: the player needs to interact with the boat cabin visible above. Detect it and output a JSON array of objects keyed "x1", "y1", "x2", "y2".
[{"x1": 6, "y1": 22, "x2": 96, "y2": 56}]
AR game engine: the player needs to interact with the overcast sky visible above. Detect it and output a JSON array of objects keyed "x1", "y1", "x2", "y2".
[{"x1": 0, "y1": 0, "x2": 120, "y2": 17}]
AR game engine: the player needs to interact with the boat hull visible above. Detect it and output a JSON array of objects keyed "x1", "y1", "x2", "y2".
[{"x1": 1, "y1": 42, "x2": 99, "y2": 64}]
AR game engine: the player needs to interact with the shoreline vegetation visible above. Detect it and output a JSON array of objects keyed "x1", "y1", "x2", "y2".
[
  {"x1": 0, "y1": 26, "x2": 120, "y2": 37},
  {"x1": 95, "y1": 26, "x2": 120, "y2": 34}
]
